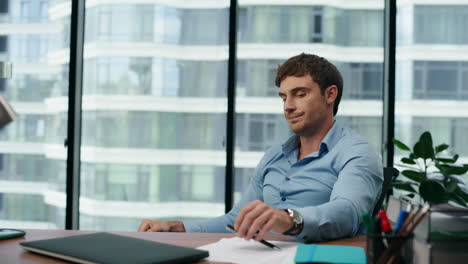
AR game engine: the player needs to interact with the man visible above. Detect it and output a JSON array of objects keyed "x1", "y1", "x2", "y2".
[{"x1": 139, "y1": 53, "x2": 383, "y2": 242}]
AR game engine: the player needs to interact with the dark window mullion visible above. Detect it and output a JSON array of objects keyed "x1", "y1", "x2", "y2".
[
  {"x1": 225, "y1": 0, "x2": 238, "y2": 213},
  {"x1": 382, "y1": 0, "x2": 396, "y2": 167},
  {"x1": 65, "y1": 0, "x2": 86, "y2": 230}
]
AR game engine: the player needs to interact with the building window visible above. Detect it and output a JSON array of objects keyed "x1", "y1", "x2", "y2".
[
  {"x1": 238, "y1": 59, "x2": 282, "y2": 97},
  {"x1": 39, "y1": 1, "x2": 48, "y2": 21},
  {"x1": 0, "y1": 0, "x2": 8, "y2": 14},
  {"x1": 20, "y1": 0, "x2": 29, "y2": 20},
  {"x1": 414, "y1": 5, "x2": 468, "y2": 44},
  {"x1": 237, "y1": 114, "x2": 290, "y2": 151},
  {"x1": 311, "y1": 7, "x2": 323, "y2": 42},
  {"x1": 414, "y1": 61, "x2": 466, "y2": 99},
  {"x1": 0, "y1": 36, "x2": 7, "y2": 52},
  {"x1": 453, "y1": 119, "x2": 468, "y2": 156},
  {"x1": 412, "y1": 117, "x2": 468, "y2": 157},
  {"x1": 332, "y1": 8, "x2": 383, "y2": 46},
  {"x1": 339, "y1": 62, "x2": 383, "y2": 100},
  {"x1": 180, "y1": 9, "x2": 228, "y2": 45},
  {"x1": 98, "y1": 7, "x2": 111, "y2": 40},
  {"x1": 239, "y1": 6, "x2": 324, "y2": 44}
]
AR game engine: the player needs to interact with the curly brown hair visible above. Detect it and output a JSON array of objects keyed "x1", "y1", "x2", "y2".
[{"x1": 275, "y1": 53, "x2": 343, "y2": 116}]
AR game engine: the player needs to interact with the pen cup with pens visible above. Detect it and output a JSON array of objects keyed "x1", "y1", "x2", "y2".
[
  {"x1": 367, "y1": 232, "x2": 413, "y2": 264},
  {"x1": 362, "y1": 204, "x2": 430, "y2": 264}
]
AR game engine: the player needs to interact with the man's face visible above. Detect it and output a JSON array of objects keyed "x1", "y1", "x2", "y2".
[{"x1": 278, "y1": 75, "x2": 335, "y2": 136}]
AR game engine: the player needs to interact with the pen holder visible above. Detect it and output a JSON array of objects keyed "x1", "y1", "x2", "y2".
[{"x1": 366, "y1": 233, "x2": 413, "y2": 264}]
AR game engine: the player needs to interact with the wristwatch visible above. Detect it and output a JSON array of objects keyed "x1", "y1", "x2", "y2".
[{"x1": 283, "y1": 209, "x2": 304, "y2": 235}]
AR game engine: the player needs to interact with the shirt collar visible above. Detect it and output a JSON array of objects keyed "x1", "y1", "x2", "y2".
[
  {"x1": 281, "y1": 135, "x2": 300, "y2": 155},
  {"x1": 320, "y1": 121, "x2": 341, "y2": 153},
  {"x1": 281, "y1": 121, "x2": 342, "y2": 156}
]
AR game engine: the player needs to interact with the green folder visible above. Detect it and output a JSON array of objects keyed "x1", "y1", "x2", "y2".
[{"x1": 295, "y1": 244, "x2": 366, "y2": 264}]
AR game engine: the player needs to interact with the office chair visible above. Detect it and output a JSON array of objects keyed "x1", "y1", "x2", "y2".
[{"x1": 372, "y1": 167, "x2": 399, "y2": 216}]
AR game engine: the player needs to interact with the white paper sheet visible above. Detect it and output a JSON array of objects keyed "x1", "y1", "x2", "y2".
[{"x1": 197, "y1": 237, "x2": 299, "y2": 264}]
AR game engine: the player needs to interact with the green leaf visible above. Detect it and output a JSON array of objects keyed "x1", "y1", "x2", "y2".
[
  {"x1": 448, "y1": 175, "x2": 464, "y2": 184},
  {"x1": 401, "y1": 170, "x2": 425, "y2": 182},
  {"x1": 393, "y1": 138, "x2": 411, "y2": 151},
  {"x1": 401, "y1": 157, "x2": 416, "y2": 165},
  {"x1": 413, "y1": 132, "x2": 435, "y2": 159},
  {"x1": 435, "y1": 144, "x2": 449, "y2": 153},
  {"x1": 438, "y1": 164, "x2": 468, "y2": 175},
  {"x1": 446, "y1": 181, "x2": 459, "y2": 192},
  {"x1": 419, "y1": 180, "x2": 448, "y2": 205},
  {"x1": 435, "y1": 158, "x2": 454, "y2": 163},
  {"x1": 391, "y1": 182, "x2": 417, "y2": 192},
  {"x1": 435, "y1": 157, "x2": 456, "y2": 164},
  {"x1": 436, "y1": 154, "x2": 460, "y2": 164},
  {"x1": 447, "y1": 193, "x2": 468, "y2": 207},
  {"x1": 435, "y1": 164, "x2": 449, "y2": 177},
  {"x1": 454, "y1": 187, "x2": 468, "y2": 202}
]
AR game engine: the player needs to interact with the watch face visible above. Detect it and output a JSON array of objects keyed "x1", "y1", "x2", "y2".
[
  {"x1": 292, "y1": 209, "x2": 303, "y2": 224},
  {"x1": 283, "y1": 209, "x2": 303, "y2": 235}
]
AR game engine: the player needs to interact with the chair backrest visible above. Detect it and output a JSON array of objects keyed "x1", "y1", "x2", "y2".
[{"x1": 372, "y1": 167, "x2": 399, "y2": 216}]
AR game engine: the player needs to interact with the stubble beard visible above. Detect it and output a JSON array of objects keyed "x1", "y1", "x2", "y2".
[
  {"x1": 289, "y1": 114, "x2": 327, "y2": 138},
  {"x1": 289, "y1": 120, "x2": 309, "y2": 136}
]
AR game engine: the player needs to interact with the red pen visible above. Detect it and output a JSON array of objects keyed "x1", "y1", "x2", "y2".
[
  {"x1": 378, "y1": 210, "x2": 392, "y2": 248},
  {"x1": 378, "y1": 210, "x2": 392, "y2": 234}
]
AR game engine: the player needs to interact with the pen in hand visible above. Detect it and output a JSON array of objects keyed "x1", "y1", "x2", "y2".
[{"x1": 225, "y1": 224, "x2": 281, "y2": 250}]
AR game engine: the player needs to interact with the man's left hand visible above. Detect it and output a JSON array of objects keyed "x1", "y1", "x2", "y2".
[{"x1": 233, "y1": 200, "x2": 293, "y2": 241}]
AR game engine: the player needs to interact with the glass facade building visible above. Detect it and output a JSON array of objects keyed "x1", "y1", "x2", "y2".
[
  {"x1": 395, "y1": 2, "x2": 468, "y2": 167},
  {"x1": 0, "y1": 0, "x2": 68, "y2": 229},
  {"x1": 0, "y1": 0, "x2": 467, "y2": 231}
]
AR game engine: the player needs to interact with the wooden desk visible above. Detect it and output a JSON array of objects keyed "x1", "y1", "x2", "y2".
[{"x1": 0, "y1": 229, "x2": 366, "y2": 263}]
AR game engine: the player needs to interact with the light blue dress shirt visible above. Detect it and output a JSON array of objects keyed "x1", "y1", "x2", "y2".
[{"x1": 183, "y1": 122, "x2": 383, "y2": 242}]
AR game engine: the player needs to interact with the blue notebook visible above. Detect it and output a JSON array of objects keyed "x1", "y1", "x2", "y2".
[{"x1": 294, "y1": 244, "x2": 366, "y2": 264}]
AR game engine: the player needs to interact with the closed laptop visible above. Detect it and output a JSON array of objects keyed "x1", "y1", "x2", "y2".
[{"x1": 20, "y1": 232, "x2": 209, "y2": 264}]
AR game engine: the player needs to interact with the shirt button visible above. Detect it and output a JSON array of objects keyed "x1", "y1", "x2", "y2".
[{"x1": 281, "y1": 197, "x2": 286, "y2": 201}]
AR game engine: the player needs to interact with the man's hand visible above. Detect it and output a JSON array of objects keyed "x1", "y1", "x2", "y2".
[
  {"x1": 138, "y1": 220, "x2": 186, "y2": 232},
  {"x1": 233, "y1": 200, "x2": 293, "y2": 241}
]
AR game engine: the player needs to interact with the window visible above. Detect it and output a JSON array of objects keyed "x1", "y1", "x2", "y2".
[
  {"x1": 237, "y1": 59, "x2": 282, "y2": 97},
  {"x1": 339, "y1": 62, "x2": 383, "y2": 100},
  {"x1": 0, "y1": 0, "x2": 70, "y2": 229},
  {"x1": 325, "y1": 8, "x2": 383, "y2": 46},
  {"x1": 236, "y1": 114, "x2": 290, "y2": 152},
  {"x1": 0, "y1": 36, "x2": 7, "y2": 52},
  {"x1": 98, "y1": 7, "x2": 111, "y2": 40},
  {"x1": 312, "y1": 7, "x2": 323, "y2": 42},
  {"x1": 0, "y1": 0, "x2": 8, "y2": 14},
  {"x1": 180, "y1": 9, "x2": 228, "y2": 45},
  {"x1": 39, "y1": 1, "x2": 48, "y2": 22},
  {"x1": 414, "y1": 6, "x2": 468, "y2": 44},
  {"x1": 413, "y1": 61, "x2": 466, "y2": 99},
  {"x1": 234, "y1": 1, "x2": 384, "y2": 202},
  {"x1": 395, "y1": 2, "x2": 468, "y2": 185},
  {"x1": 453, "y1": 118, "x2": 468, "y2": 156},
  {"x1": 410, "y1": 117, "x2": 468, "y2": 156},
  {"x1": 20, "y1": 1, "x2": 30, "y2": 19},
  {"x1": 238, "y1": 6, "x2": 324, "y2": 44},
  {"x1": 10, "y1": 0, "x2": 466, "y2": 232},
  {"x1": 80, "y1": 2, "x2": 229, "y2": 230}
]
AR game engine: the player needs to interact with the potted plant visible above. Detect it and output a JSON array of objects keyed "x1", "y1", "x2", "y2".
[{"x1": 392, "y1": 131, "x2": 468, "y2": 207}]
